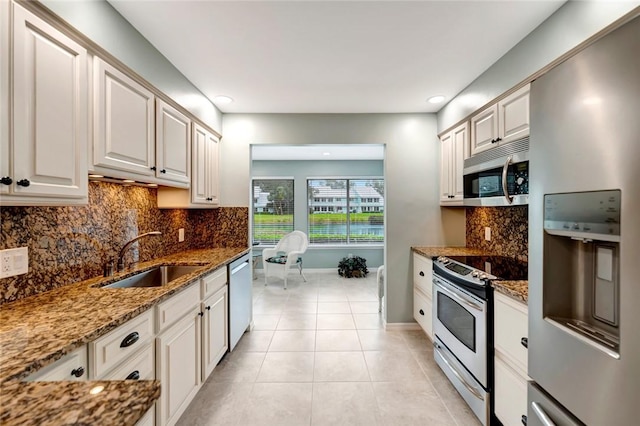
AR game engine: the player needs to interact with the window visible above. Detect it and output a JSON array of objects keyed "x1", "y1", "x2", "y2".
[
  {"x1": 307, "y1": 178, "x2": 384, "y2": 244},
  {"x1": 252, "y1": 179, "x2": 294, "y2": 245}
]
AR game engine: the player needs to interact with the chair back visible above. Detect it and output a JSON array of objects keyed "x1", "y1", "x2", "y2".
[{"x1": 276, "y1": 231, "x2": 309, "y2": 254}]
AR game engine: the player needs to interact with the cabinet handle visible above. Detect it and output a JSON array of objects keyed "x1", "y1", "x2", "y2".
[
  {"x1": 419, "y1": 309, "x2": 425, "y2": 316},
  {"x1": 521, "y1": 337, "x2": 528, "y2": 348},
  {"x1": 126, "y1": 370, "x2": 141, "y2": 380},
  {"x1": 206, "y1": 306, "x2": 211, "y2": 310},
  {"x1": 522, "y1": 414, "x2": 528, "y2": 425},
  {"x1": 150, "y1": 166, "x2": 157, "y2": 171},
  {"x1": 0, "y1": 177, "x2": 12, "y2": 185},
  {"x1": 70, "y1": 366, "x2": 85, "y2": 378},
  {"x1": 120, "y1": 331, "x2": 140, "y2": 348},
  {"x1": 160, "y1": 169, "x2": 167, "y2": 174},
  {"x1": 198, "y1": 311, "x2": 204, "y2": 317},
  {"x1": 496, "y1": 137, "x2": 502, "y2": 142},
  {"x1": 419, "y1": 271, "x2": 425, "y2": 277},
  {"x1": 206, "y1": 197, "x2": 213, "y2": 201},
  {"x1": 491, "y1": 138, "x2": 497, "y2": 143},
  {"x1": 16, "y1": 179, "x2": 30, "y2": 187}
]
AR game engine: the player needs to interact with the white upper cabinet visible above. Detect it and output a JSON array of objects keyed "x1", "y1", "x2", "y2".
[
  {"x1": 156, "y1": 99, "x2": 191, "y2": 184},
  {"x1": 93, "y1": 57, "x2": 155, "y2": 177},
  {"x1": 1, "y1": 3, "x2": 88, "y2": 205},
  {"x1": 1, "y1": 0, "x2": 9, "y2": 196},
  {"x1": 440, "y1": 121, "x2": 468, "y2": 205},
  {"x1": 471, "y1": 84, "x2": 530, "y2": 156}
]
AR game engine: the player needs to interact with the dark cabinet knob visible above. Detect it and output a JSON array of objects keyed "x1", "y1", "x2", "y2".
[
  {"x1": 206, "y1": 306, "x2": 211, "y2": 311},
  {"x1": 126, "y1": 370, "x2": 140, "y2": 380},
  {"x1": 419, "y1": 271, "x2": 425, "y2": 277},
  {"x1": 491, "y1": 138, "x2": 497, "y2": 143},
  {"x1": 521, "y1": 414, "x2": 527, "y2": 425},
  {"x1": 496, "y1": 137, "x2": 502, "y2": 142},
  {"x1": 198, "y1": 311, "x2": 204, "y2": 317},
  {"x1": 521, "y1": 337, "x2": 528, "y2": 348},
  {"x1": 150, "y1": 166, "x2": 157, "y2": 171},
  {"x1": 120, "y1": 331, "x2": 140, "y2": 348},
  {"x1": 0, "y1": 176, "x2": 12, "y2": 185},
  {"x1": 16, "y1": 179, "x2": 30, "y2": 187},
  {"x1": 206, "y1": 197, "x2": 213, "y2": 201},
  {"x1": 160, "y1": 169, "x2": 167, "y2": 174},
  {"x1": 71, "y1": 366, "x2": 85, "y2": 378},
  {"x1": 419, "y1": 309, "x2": 425, "y2": 316}
]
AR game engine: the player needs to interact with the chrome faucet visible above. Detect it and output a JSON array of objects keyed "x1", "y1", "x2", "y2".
[{"x1": 116, "y1": 231, "x2": 162, "y2": 272}]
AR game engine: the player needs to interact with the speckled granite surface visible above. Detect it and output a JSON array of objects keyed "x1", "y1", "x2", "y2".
[
  {"x1": 0, "y1": 247, "x2": 248, "y2": 424},
  {"x1": 411, "y1": 246, "x2": 493, "y2": 259},
  {"x1": 466, "y1": 206, "x2": 528, "y2": 262},
  {"x1": 493, "y1": 280, "x2": 528, "y2": 304}
]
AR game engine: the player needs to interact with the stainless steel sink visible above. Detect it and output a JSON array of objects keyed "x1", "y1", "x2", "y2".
[{"x1": 101, "y1": 265, "x2": 202, "y2": 289}]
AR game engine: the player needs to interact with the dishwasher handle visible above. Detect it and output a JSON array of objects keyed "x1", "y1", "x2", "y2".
[{"x1": 231, "y1": 260, "x2": 250, "y2": 275}]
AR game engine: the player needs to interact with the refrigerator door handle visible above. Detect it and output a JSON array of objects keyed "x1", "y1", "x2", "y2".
[
  {"x1": 531, "y1": 402, "x2": 557, "y2": 426},
  {"x1": 502, "y1": 155, "x2": 514, "y2": 205}
]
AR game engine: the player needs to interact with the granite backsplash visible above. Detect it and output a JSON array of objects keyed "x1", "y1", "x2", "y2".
[
  {"x1": 465, "y1": 206, "x2": 528, "y2": 262},
  {"x1": 0, "y1": 182, "x2": 248, "y2": 304}
]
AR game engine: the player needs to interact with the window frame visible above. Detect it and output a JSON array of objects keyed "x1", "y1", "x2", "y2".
[{"x1": 251, "y1": 177, "x2": 295, "y2": 246}]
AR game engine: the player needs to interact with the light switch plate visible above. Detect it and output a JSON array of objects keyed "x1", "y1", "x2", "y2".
[
  {"x1": 0, "y1": 247, "x2": 29, "y2": 278},
  {"x1": 484, "y1": 227, "x2": 491, "y2": 241},
  {"x1": 178, "y1": 228, "x2": 185, "y2": 242}
]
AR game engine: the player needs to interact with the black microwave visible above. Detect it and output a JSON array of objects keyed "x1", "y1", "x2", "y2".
[{"x1": 463, "y1": 155, "x2": 528, "y2": 206}]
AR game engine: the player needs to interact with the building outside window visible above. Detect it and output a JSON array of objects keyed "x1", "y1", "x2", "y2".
[
  {"x1": 252, "y1": 179, "x2": 294, "y2": 245},
  {"x1": 307, "y1": 178, "x2": 384, "y2": 244}
]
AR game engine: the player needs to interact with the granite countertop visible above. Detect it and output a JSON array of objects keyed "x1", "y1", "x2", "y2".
[
  {"x1": 493, "y1": 280, "x2": 528, "y2": 304},
  {"x1": 0, "y1": 247, "x2": 249, "y2": 425},
  {"x1": 411, "y1": 246, "x2": 493, "y2": 258}
]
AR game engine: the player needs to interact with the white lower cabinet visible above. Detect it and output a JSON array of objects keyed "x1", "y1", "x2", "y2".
[
  {"x1": 494, "y1": 292, "x2": 529, "y2": 426},
  {"x1": 413, "y1": 289, "x2": 433, "y2": 341},
  {"x1": 135, "y1": 407, "x2": 155, "y2": 426},
  {"x1": 202, "y1": 285, "x2": 228, "y2": 381},
  {"x1": 25, "y1": 345, "x2": 88, "y2": 382},
  {"x1": 156, "y1": 305, "x2": 202, "y2": 426},
  {"x1": 412, "y1": 253, "x2": 434, "y2": 340},
  {"x1": 102, "y1": 343, "x2": 155, "y2": 381}
]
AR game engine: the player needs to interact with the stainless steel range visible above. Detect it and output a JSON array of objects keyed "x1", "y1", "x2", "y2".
[{"x1": 432, "y1": 255, "x2": 528, "y2": 426}]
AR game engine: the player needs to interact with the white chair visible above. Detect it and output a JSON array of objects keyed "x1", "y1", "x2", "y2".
[
  {"x1": 262, "y1": 231, "x2": 309, "y2": 289},
  {"x1": 376, "y1": 265, "x2": 384, "y2": 313}
]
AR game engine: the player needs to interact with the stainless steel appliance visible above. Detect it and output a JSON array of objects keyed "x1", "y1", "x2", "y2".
[
  {"x1": 528, "y1": 13, "x2": 640, "y2": 426},
  {"x1": 463, "y1": 138, "x2": 529, "y2": 206},
  {"x1": 229, "y1": 254, "x2": 252, "y2": 351},
  {"x1": 432, "y1": 255, "x2": 528, "y2": 425}
]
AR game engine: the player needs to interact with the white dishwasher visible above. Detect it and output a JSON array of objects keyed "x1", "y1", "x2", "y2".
[{"x1": 228, "y1": 254, "x2": 252, "y2": 351}]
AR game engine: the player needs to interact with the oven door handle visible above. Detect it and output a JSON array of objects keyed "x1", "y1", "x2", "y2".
[
  {"x1": 502, "y1": 155, "x2": 514, "y2": 205},
  {"x1": 434, "y1": 341, "x2": 485, "y2": 401},
  {"x1": 433, "y1": 279, "x2": 484, "y2": 312}
]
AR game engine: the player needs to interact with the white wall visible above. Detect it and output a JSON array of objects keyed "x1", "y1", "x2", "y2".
[
  {"x1": 438, "y1": 1, "x2": 639, "y2": 132},
  {"x1": 222, "y1": 114, "x2": 466, "y2": 323},
  {"x1": 39, "y1": 0, "x2": 222, "y2": 132}
]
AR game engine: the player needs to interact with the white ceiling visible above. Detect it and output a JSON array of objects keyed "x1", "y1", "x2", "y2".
[
  {"x1": 109, "y1": 0, "x2": 565, "y2": 114},
  {"x1": 252, "y1": 144, "x2": 384, "y2": 161}
]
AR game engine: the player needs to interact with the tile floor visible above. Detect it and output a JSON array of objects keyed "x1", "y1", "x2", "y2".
[{"x1": 177, "y1": 270, "x2": 481, "y2": 426}]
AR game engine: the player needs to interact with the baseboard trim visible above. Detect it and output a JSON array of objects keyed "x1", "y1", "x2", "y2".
[{"x1": 384, "y1": 322, "x2": 422, "y2": 331}]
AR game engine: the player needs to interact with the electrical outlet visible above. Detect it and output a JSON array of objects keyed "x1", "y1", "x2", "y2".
[
  {"x1": 178, "y1": 228, "x2": 185, "y2": 243},
  {"x1": 484, "y1": 227, "x2": 491, "y2": 241},
  {"x1": 0, "y1": 247, "x2": 28, "y2": 278}
]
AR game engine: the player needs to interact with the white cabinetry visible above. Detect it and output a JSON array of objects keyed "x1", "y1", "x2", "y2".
[
  {"x1": 155, "y1": 99, "x2": 191, "y2": 185},
  {"x1": 471, "y1": 85, "x2": 530, "y2": 156},
  {"x1": 93, "y1": 57, "x2": 155, "y2": 178},
  {"x1": 201, "y1": 268, "x2": 228, "y2": 381},
  {"x1": 26, "y1": 346, "x2": 88, "y2": 382},
  {"x1": 412, "y1": 253, "x2": 434, "y2": 340},
  {"x1": 494, "y1": 292, "x2": 529, "y2": 426},
  {"x1": 439, "y1": 122, "x2": 468, "y2": 205},
  {"x1": 157, "y1": 123, "x2": 220, "y2": 208},
  {"x1": 2, "y1": 3, "x2": 88, "y2": 205}
]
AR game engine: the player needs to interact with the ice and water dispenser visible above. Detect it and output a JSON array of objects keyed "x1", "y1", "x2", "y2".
[{"x1": 543, "y1": 190, "x2": 621, "y2": 356}]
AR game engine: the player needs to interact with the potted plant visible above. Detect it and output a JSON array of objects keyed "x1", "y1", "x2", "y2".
[{"x1": 338, "y1": 255, "x2": 369, "y2": 278}]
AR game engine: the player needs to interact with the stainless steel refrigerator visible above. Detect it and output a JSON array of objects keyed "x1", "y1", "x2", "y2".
[{"x1": 528, "y1": 12, "x2": 640, "y2": 426}]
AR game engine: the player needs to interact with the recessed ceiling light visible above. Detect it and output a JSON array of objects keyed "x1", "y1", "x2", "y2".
[
  {"x1": 427, "y1": 95, "x2": 446, "y2": 104},
  {"x1": 213, "y1": 95, "x2": 233, "y2": 105},
  {"x1": 323, "y1": 152, "x2": 331, "y2": 156}
]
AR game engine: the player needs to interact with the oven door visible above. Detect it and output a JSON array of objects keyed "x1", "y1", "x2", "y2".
[{"x1": 433, "y1": 274, "x2": 487, "y2": 387}]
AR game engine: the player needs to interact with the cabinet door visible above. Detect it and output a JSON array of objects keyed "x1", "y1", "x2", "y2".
[
  {"x1": 439, "y1": 131, "x2": 453, "y2": 203},
  {"x1": 494, "y1": 292, "x2": 528, "y2": 373},
  {"x1": 202, "y1": 285, "x2": 228, "y2": 381},
  {"x1": 156, "y1": 99, "x2": 190, "y2": 184},
  {"x1": 451, "y1": 122, "x2": 468, "y2": 201},
  {"x1": 495, "y1": 358, "x2": 528, "y2": 426},
  {"x1": 413, "y1": 289, "x2": 433, "y2": 341},
  {"x1": 0, "y1": 0, "x2": 9, "y2": 195},
  {"x1": 470, "y1": 104, "x2": 498, "y2": 156},
  {"x1": 413, "y1": 253, "x2": 433, "y2": 298},
  {"x1": 26, "y1": 345, "x2": 88, "y2": 382},
  {"x1": 206, "y1": 132, "x2": 220, "y2": 205},
  {"x1": 191, "y1": 124, "x2": 209, "y2": 204},
  {"x1": 93, "y1": 57, "x2": 155, "y2": 176},
  {"x1": 499, "y1": 85, "x2": 530, "y2": 144},
  {"x1": 11, "y1": 4, "x2": 88, "y2": 199},
  {"x1": 156, "y1": 306, "x2": 202, "y2": 426}
]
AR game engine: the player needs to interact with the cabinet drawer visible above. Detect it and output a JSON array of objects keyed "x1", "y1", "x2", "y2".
[
  {"x1": 495, "y1": 357, "x2": 528, "y2": 426},
  {"x1": 102, "y1": 343, "x2": 154, "y2": 381},
  {"x1": 156, "y1": 282, "x2": 200, "y2": 333},
  {"x1": 494, "y1": 292, "x2": 528, "y2": 373},
  {"x1": 26, "y1": 345, "x2": 87, "y2": 382},
  {"x1": 201, "y1": 267, "x2": 227, "y2": 299},
  {"x1": 413, "y1": 289, "x2": 433, "y2": 341},
  {"x1": 413, "y1": 253, "x2": 433, "y2": 298},
  {"x1": 90, "y1": 309, "x2": 154, "y2": 379}
]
